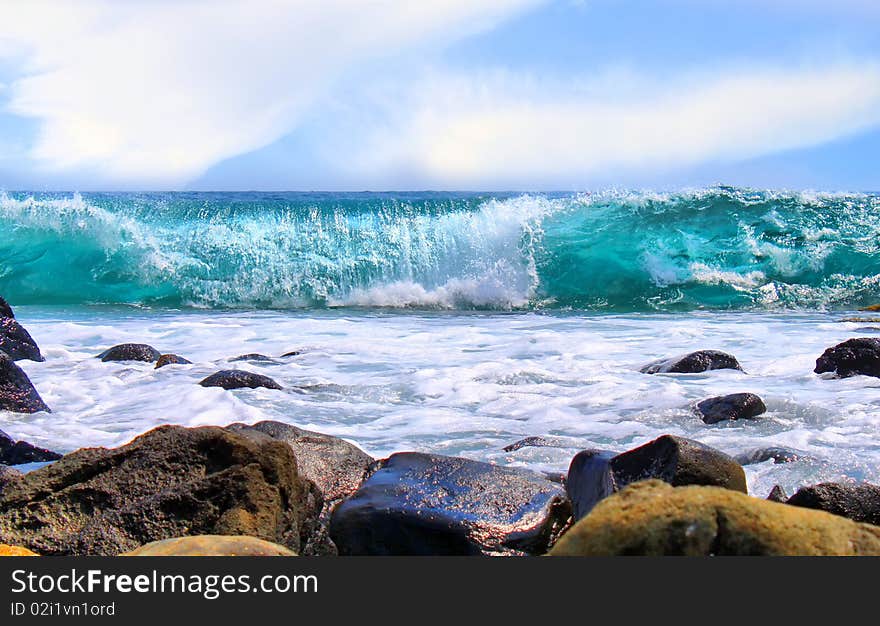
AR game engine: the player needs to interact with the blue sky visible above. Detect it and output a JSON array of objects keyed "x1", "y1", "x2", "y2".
[{"x1": 1, "y1": 0, "x2": 879, "y2": 191}]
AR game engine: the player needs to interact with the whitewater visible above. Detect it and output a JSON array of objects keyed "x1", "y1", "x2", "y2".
[{"x1": 2, "y1": 189, "x2": 880, "y2": 499}]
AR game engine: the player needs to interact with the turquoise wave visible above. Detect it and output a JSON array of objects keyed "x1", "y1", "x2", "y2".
[{"x1": 1, "y1": 188, "x2": 879, "y2": 311}]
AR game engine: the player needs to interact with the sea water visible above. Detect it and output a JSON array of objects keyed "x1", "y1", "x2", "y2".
[{"x1": 2, "y1": 189, "x2": 880, "y2": 498}]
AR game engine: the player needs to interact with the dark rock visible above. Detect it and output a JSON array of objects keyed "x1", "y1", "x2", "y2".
[
  {"x1": 329, "y1": 452, "x2": 571, "y2": 556},
  {"x1": 227, "y1": 420, "x2": 373, "y2": 555},
  {"x1": 503, "y1": 436, "x2": 568, "y2": 452},
  {"x1": 0, "y1": 297, "x2": 14, "y2": 319},
  {"x1": 786, "y1": 482, "x2": 880, "y2": 526},
  {"x1": 695, "y1": 392, "x2": 766, "y2": 424},
  {"x1": 610, "y1": 435, "x2": 747, "y2": 493},
  {"x1": 734, "y1": 447, "x2": 804, "y2": 466},
  {"x1": 641, "y1": 350, "x2": 743, "y2": 374},
  {"x1": 566, "y1": 450, "x2": 617, "y2": 520},
  {"x1": 97, "y1": 343, "x2": 161, "y2": 363},
  {"x1": 814, "y1": 338, "x2": 880, "y2": 378},
  {"x1": 0, "y1": 429, "x2": 61, "y2": 465},
  {"x1": 229, "y1": 353, "x2": 277, "y2": 363},
  {"x1": 0, "y1": 318, "x2": 44, "y2": 362},
  {"x1": 0, "y1": 464, "x2": 22, "y2": 491},
  {"x1": 280, "y1": 350, "x2": 303, "y2": 358},
  {"x1": 767, "y1": 485, "x2": 788, "y2": 502},
  {"x1": 0, "y1": 352, "x2": 51, "y2": 413},
  {"x1": 155, "y1": 354, "x2": 192, "y2": 369},
  {"x1": 200, "y1": 370, "x2": 282, "y2": 391},
  {"x1": 0, "y1": 425, "x2": 320, "y2": 556}
]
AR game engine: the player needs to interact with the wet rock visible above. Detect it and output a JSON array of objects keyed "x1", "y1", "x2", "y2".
[
  {"x1": 122, "y1": 535, "x2": 297, "y2": 557},
  {"x1": 0, "y1": 317, "x2": 44, "y2": 362},
  {"x1": 695, "y1": 392, "x2": 766, "y2": 425},
  {"x1": 734, "y1": 447, "x2": 804, "y2": 466},
  {"x1": 229, "y1": 353, "x2": 278, "y2": 363},
  {"x1": 97, "y1": 343, "x2": 161, "y2": 363},
  {"x1": 0, "y1": 352, "x2": 51, "y2": 413},
  {"x1": 859, "y1": 304, "x2": 880, "y2": 311},
  {"x1": 767, "y1": 485, "x2": 788, "y2": 502},
  {"x1": 549, "y1": 480, "x2": 880, "y2": 556},
  {"x1": 0, "y1": 544, "x2": 38, "y2": 556},
  {"x1": 503, "y1": 436, "x2": 569, "y2": 452},
  {"x1": 0, "y1": 297, "x2": 14, "y2": 319},
  {"x1": 0, "y1": 425, "x2": 320, "y2": 556},
  {"x1": 640, "y1": 350, "x2": 743, "y2": 374},
  {"x1": 566, "y1": 450, "x2": 617, "y2": 521},
  {"x1": 610, "y1": 434, "x2": 747, "y2": 493},
  {"x1": 155, "y1": 354, "x2": 192, "y2": 369},
  {"x1": 329, "y1": 452, "x2": 571, "y2": 556},
  {"x1": 814, "y1": 338, "x2": 880, "y2": 378},
  {"x1": 227, "y1": 420, "x2": 373, "y2": 555},
  {"x1": 280, "y1": 350, "x2": 303, "y2": 358},
  {"x1": 0, "y1": 465, "x2": 22, "y2": 491},
  {"x1": 0, "y1": 429, "x2": 61, "y2": 464},
  {"x1": 786, "y1": 482, "x2": 880, "y2": 526},
  {"x1": 200, "y1": 370, "x2": 282, "y2": 390}
]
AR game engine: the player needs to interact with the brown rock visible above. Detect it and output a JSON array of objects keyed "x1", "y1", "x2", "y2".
[
  {"x1": 0, "y1": 544, "x2": 38, "y2": 556},
  {"x1": 122, "y1": 535, "x2": 296, "y2": 556}
]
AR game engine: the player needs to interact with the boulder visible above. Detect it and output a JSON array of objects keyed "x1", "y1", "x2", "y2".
[
  {"x1": 200, "y1": 370, "x2": 282, "y2": 390},
  {"x1": 0, "y1": 465, "x2": 22, "y2": 491},
  {"x1": 610, "y1": 435, "x2": 747, "y2": 493},
  {"x1": 329, "y1": 452, "x2": 571, "y2": 556},
  {"x1": 641, "y1": 350, "x2": 742, "y2": 374},
  {"x1": 155, "y1": 354, "x2": 192, "y2": 369},
  {"x1": 227, "y1": 421, "x2": 373, "y2": 555},
  {"x1": 0, "y1": 429, "x2": 61, "y2": 464},
  {"x1": 695, "y1": 393, "x2": 766, "y2": 425},
  {"x1": 503, "y1": 436, "x2": 569, "y2": 452},
  {"x1": 0, "y1": 544, "x2": 38, "y2": 556},
  {"x1": 122, "y1": 535, "x2": 297, "y2": 557},
  {"x1": 734, "y1": 447, "x2": 804, "y2": 465},
  {"x1": 814, "y1": 338, "x2": 880, "y2": 378},
  {"x1": 767, "y1": 485, "x2": 788, "y2": 502},
  {"x1": 0, "y1": 318, "x2": 44, "y2": 362},
  {"x1": 786, "y1": 483, "x2": 880, "y2": 526},
  {"x1": 0, "y1": 425, "x2": 320, "y2": 556},
  {"x1": 0, "y1": 297, "x2": 14, "y2": 319},
  {"x1": 0, "y1": 352, "x2": 51, "y2": 413},
  {"x1": 97, "y1": 343, "x2": 161, "y2": 363},
  {"x1": 566, "y1": 450, "x2": 617, "y2": 521},
  {"x1": 549, "y1": 480, "x2": 880, "y2": 556}
]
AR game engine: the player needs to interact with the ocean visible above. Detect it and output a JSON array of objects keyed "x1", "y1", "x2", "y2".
[{"x1": 2, "y1": 188, "x2": 880, "y2": 498}]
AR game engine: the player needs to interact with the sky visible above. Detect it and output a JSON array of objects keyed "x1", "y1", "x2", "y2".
[{"x1": 0, "y1": 0, "x2": 879, "y2": 191}]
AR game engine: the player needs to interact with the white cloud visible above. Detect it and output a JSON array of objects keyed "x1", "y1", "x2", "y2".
[
  {"x1": 351, "y1": 63, "x2": 880, "y2": 187},
  {"x1": 0, "y1": 0, "x2": 540, "y2": 185}
]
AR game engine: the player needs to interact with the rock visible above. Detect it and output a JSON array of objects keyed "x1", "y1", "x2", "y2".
[
  {"x1": 640, "y1": 350, "x2": 743, "y2": 374},
  {"x1": 503, "y1": 436, "x2": 569, "y2": 452},
  {"x1": 786, "y1": 483, "x2": 880, "y2": 526},
  {"x1": 566, "y1": 450, "x2": 617, "y2": 521},
  {"x1": 859, "y1": 304, "x2": 880, "y2": 311},
  {"x1": 227, "y1": 421, "x2": 373, "y2": 555},
  {"x1": 734, "y1": 447, "x2": 804, "y2": 465},
  {"x1": 814, "y1": 338, "x2": 880, "y2": 378},
  {"x1": 229, "y1": 354, "x2": 278, "y2": 363},
  {"x1": 0, "y1": 425, "x2": 320, "y2": 556},
  {"x1": 329, "y1": 452, "x2": 571, "y2": 556},
  {"x1": 549, "y1": 480, "x2": 880, "y2": 556},
  {"x1": 767, "y1": 485, "x2": 788, "y2": 502},
  {"x1": 0, "y1": 318, "x2": 44, "y2": 362},
  {"x1": 122, "y1": 535, "x2": 297, "y2": 556},
  {"x1": 610, "y1": 435, "x2": 747, "y2": 493},
  {"x1": 0, "y1": 352, "x2": 51, "y2": 413},
  {"x1": 155, "y1": 354, "x2": 192, "y2": 369},
  {"x1": 97, "y1": 343, "x2": 161, "y2": 363},
  {"x1": 200, "y1": 370, "x2": 282, "y2": 390},
  {"x1": 0, "y1": 297, "x2": 14, "y2": 319},
  {"x1": 281, "y1": 350, "x2": 303, "y2": 358},
  {"x1": 695, "y1": 393, "x2": 766, "y2": 424},
  {"x1": 0, "y1": 465, "x2": 22, "y2": 491},
  {"x1": 0, "y1": 544, "x2": 38, "y2": 556},
  {"x1": 0, "y1": 429, "x2": 61, "y2": 464}
]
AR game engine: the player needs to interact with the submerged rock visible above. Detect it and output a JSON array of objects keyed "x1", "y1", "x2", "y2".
[
  {"x1": 786, "y1": 483, "x2": 880, "y2": 526},
  {"x1": 0, "y1": 429, "x2": 61, "y2": 464},
  {"x1": 0, "y1": 297, "x2": 14, "y2": 320},
  {"x1": 280, "y1": 350, "x2": 303, "y2": 358},
  {"x1": 503, "y1": 436, "x2": 569, "y2": 452},
  {"x1": 566, "y1": 449, "x2": 617, "y2": 521},
  {"x1": 329, "y1": 452, "x2": 571, "y2": 556},
  {"x1": 767, "y1": 485, "x2": 788, "y2": 502},
  {"x1": 695, "y1": 392, "x2": 766, "y2": 425},
  {"x1": 814, "y1": 338, "x2": 880, "y2": 378},
  {"x1": 0, "y1": 352, "x2": 51, "y2": 413},
  {"x1": 97, "y1": 343, "x2": 161, "y2": 363},
  {"x1": 734, "y1": 446, "x2": 804, "y2": 466},
  {"x1": 610, "y1": 434, "x2": 747, "y2": 493},
  {"x1": 549, "y1": 480, "x2": 880, "y2": 556},
  {"x1": 122, "y1": 535, "x2": 297, "y2": 557},
  {"x1": 200, "y1": 370, "x2": 282, "y2": 390},
  {"x1": 228, "y1": 421, "x2": 373, "y2": 555},
  {"x1": 640, "y1": 350, "x2": 743, "y2": 374},
  {"x1": 0, "y1": 425, "x2": 319, "y2": 556},
  {"x1": 229, "y1": 354, "x2": 278, "y2": 363},
  {"x1": 155, "y1": 354, "x2": 192, "y2": 369},
  {"x1": 0, "y1": 317, "x2": 44, "y2": 362}
]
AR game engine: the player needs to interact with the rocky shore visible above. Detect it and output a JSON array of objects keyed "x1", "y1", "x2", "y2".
[{"x1": 3, "y1": 295, "x2": 880, "y2": 557}]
